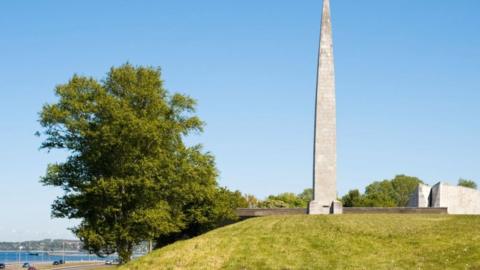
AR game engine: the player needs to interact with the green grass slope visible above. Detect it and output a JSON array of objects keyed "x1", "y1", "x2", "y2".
[{"x1": 120, "y1": 215, "x2": 480, "y2": 269}]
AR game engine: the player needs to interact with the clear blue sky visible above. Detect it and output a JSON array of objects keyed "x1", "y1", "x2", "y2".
[{"x1": 1, "y1": 0, "x2": 479, "y2": 241}]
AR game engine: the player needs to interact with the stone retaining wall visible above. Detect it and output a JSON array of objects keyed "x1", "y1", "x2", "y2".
[
  {"x1": 343, "y1": 207, "x2": 447, "y2": 214},
  {"x1": 236, "y1": 207, "x2": 447, "y2": 218},
  {"x1": 236, "y1": 208, "x2": 307, "y2": 218}
]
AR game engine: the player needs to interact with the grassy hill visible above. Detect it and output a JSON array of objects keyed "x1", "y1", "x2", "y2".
[{"x1": 120, "y1": 215, "x2": 480, "y2": 269}]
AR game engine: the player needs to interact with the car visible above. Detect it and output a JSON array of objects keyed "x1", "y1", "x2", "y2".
[
  {"x1": 0, "y1": 263, "x2": 5, "y2": 269},
  {"x1": 52, "y1": 261, "x2": 60, "y2": 265},
  {"x1": 105, "y1": 259, "x2": 120, "y2": 265},
  {"x1": 22, "y1": 262, "x2": 30, "y2": 268}
]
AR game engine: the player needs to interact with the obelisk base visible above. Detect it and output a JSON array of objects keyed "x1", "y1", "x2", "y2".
[{"x1": 308, "y1": 200, "x2": 343, "y2": 215}]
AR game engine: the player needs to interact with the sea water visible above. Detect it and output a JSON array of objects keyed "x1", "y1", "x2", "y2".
[{"x1": 0, "y1": 251, "x2": 116, "y2": 264}]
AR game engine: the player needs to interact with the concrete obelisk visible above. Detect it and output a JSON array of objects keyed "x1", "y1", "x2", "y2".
[{"x1": 308, "y1": 0, "x2": 341, "y2": 215}]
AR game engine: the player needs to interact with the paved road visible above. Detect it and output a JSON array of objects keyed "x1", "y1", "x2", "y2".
[
  {"x1": 49, "y1": 265, "x2": 114, "y2": 270},
  {"x1": 5, "y1": 263, "x2": 112, "y2": 270}
]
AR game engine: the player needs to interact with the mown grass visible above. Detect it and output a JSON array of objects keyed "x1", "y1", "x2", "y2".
[{"x1": 120, "y1": 215, "x2": 480, "y2": 269}]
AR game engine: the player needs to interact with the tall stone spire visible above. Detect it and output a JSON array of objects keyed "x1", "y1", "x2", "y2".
[{"x1": 309, "y1": 0, "x2": 341, "y2": 215}]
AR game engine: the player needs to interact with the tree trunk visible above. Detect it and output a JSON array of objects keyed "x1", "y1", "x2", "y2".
[{"x1": 117, "y1": 241, "x2": 133, "y2": 264}]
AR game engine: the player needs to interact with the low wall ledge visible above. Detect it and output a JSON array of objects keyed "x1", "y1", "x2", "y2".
[{"x1": 236, "y1": 207, "x2": 448, "y2": 217}]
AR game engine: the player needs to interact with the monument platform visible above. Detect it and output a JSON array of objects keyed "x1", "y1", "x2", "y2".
[{"x1": 236, "y1": 207, "x2": 447, "y2": 218}]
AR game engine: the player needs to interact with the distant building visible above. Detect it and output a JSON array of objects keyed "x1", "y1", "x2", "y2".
[{"x1": 408, "y1": 182, "x2": 480, "y2": 214}]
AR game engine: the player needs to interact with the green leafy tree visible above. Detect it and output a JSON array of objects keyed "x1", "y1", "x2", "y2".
[
  {"x1": 243, "y1": 194, "x2": 260, "y2": 208},
  {"x1": 362, "y1": 180, "x2": 397, "y2": 207},
  {"x1": 38, "y1": 64, "x2": 237, "y2": 263},
  {"x1": 458, "y1": 178, "x2": 477, "y2": 190},
  {"x1": 254, "y1": 189, "x2": 312, "y2": 209},
  {"x1": 259, "y1": 192, "x2": 308, "y2": 208},
  {"x1": 258, "y1": 199, "x2": 291, "y2": 209},
  {"x1": 298, "y1": 188, "x2": 313, "y2": 206},
  {"x1": 391, "y1": 175, "x2": 424, "y2": 206},
  {"x1": 153, "y1": 187, "x2": 246, "y2": 249},
  {"x1": 342, "y1": 189, "x2": 364, "y2": 207},
  {"x1": 198, "y1": 187, "x2": 248, "y2": 230},
  {"x1": 342, "y1": 175, "x2": 423, "y2": 207}
]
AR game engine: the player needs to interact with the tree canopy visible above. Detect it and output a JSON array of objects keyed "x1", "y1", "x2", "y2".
[
  {"x1": 246, "y1": 189, "x2": 312, "y2": 209},
  {"x1": 341, "y1": 175, "x2": 423, "y2": 207},
  {"x1": 245, "y1": 175, "x2": 424, "y2": 209},
  {"x1": 458, "y1": 178, "x2": 477, "y2": 190},
  {"x1": 38, "y1": 64, "x2": 242, "y2": 263}
]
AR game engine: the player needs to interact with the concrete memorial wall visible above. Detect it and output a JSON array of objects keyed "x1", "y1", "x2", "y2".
[
  {"x1": 408, "y1": 184, "x2": 432, "y2": 208},
  {"x1": 409, "y1": 182, "x2": 480, "y2": 215},
  {"x1": 431, "y1": 183, "x2": 480, "y2": 214}
]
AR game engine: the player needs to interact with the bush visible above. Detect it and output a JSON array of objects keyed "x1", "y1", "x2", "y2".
[{"x1": 458, "y1": 179, "x2": 477, "y2": 190}]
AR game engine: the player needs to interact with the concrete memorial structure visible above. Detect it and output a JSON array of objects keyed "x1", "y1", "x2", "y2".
[
  {"x1": 408, "y1": 182, "x2": 480, "y2": 214},
  {"x1": 234, "y1": 0, "x2": 480, "y2": 218},
  {"x1": 305, "y1": 0, "x2": 478, "y2": 216},
  {"x1": 308, "y1": 0, "x2": 342, "y2": 215},
  {"x1": 408, "y1": 184, "x2": 432, "y2": 208},
  {"x1": 237, "y1": 0, "x2": 480, "y2": 217}
]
